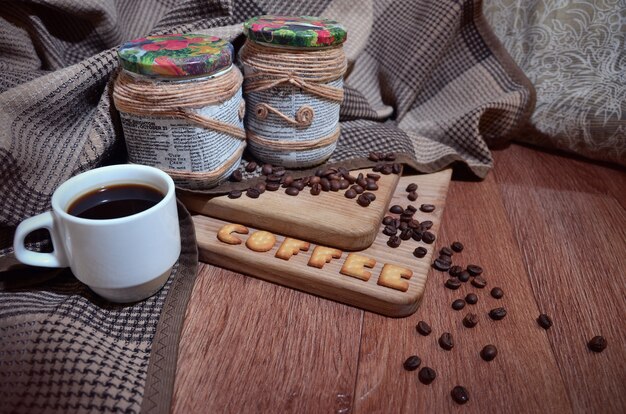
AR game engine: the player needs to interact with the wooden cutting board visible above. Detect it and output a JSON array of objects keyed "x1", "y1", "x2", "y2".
[
  {"x1": 178, "y1": 169, "x2": 401, "y2": 251},
  {"x1": 191, "y1": 169, "x2": 452, "y2": 317}
]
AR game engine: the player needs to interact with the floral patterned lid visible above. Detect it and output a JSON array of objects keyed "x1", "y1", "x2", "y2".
[
  {"x1": 117, "y1": 34, "x2": 233, "y2": 78},
  {"x1": 243, "y1": 15, "x2": 347, "y2": 48}
]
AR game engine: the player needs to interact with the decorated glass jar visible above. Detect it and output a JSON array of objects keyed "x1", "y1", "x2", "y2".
[
  {"x1": 240, "y1": 16, "x2": 347, "y2": 168},
  {"x1": 113, "y1": 34, "x2": 246, "y2": 190}
]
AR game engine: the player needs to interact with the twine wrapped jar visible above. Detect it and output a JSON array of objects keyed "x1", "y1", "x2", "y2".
[
  {"x1": 240, "y1": 16, "x2": 347, "y2": 168},
  {"x1": 113, "y1": 34, "x2": 246, "y2": 189}
]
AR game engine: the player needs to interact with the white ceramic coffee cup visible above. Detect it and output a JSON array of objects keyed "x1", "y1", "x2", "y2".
[{"x1": 13, "y1": 164, "x2": 181, "y2": 303}]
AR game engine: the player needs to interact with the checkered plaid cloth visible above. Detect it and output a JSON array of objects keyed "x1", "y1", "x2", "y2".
[{"x1": 0, "y1": 0, "x2": 533, "y2": 412}]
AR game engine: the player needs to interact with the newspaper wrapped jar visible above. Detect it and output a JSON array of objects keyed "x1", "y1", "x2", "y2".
[
  {"x1": 240, "y1": 16, "x2": 347, "y2": 168},
  {"x1": 113, "y1": 34, "x2": 245, "y2": 190}
]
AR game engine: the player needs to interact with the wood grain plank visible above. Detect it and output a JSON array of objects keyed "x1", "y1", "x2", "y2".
[
  {"x1": 353, "y1": 172, "x2": 572, "y2": 413},
  {"x1": 171, "y1": 264, "x2": 362, "y2": 413},
  {"x1": 493, "y1": 145, "x2": 626, "y2": 414}
]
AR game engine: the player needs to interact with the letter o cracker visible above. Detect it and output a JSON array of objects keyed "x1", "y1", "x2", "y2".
[
  {"x1": 377, "y1": 264, "x2": 413, "y2": 292},
  {"x1": 217, "y1": 223, "x2": 249, "y2": 245},
  {"x1": 246, "y1": 230, "x2": 277, "y2": 252},
  {"x1": 275, "y1": 238, "x2": 310, "y2": 260},
  {"x1": 340, "y1": 254, "x2": 376, "y2": 281}
]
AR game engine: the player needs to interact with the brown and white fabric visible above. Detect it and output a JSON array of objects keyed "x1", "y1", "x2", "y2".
[{"x1": 0, "y1": 0, "x2": 533, "y2": 412}]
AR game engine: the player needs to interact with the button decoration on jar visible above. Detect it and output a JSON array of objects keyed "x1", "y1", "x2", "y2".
[
  {"x1": 113, "y1": 34, "x2": 245, "y2": 189},
  {"x1": 240, "y1": 16, "x2": 348, "y2": 168}
]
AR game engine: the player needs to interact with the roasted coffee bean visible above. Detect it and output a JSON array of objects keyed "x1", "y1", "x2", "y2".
[
  {"x1": 254, "y1": 182, "x2": 266, "y2": 193},
  {"x1": 246, "y1": 188, "x2": 260, "y2": 198},
  {"x1": 351, "y1": 184, "x2": 364, "y2": 194},
  {"x1": 405, "y1": 204, "x2": 417, "y2": 213},
  {"x1": 389, "y1": 205, "x2": 404, "y2": 214},
  {"x1": 282, "y1": 175, "x2": 294, "y2": 187},
  {"x1": 420, "y1": 220, "x2": 433, "y2": 230},
  {"x1": 380, "y1": 164, "x2": 392, "y2": 175},
  {"x1": 416, "y1": 321, "x2": 432, "y2": 336},
  {"x1": 230, "y1": 170, "x2": 243, "y2": 182},
  {"x1": 465, "y1": 293, "x2": 478, "y2": 305},
  {"x1": 383, "y1": 225, "x2": 397, "y2": 236},
  {"x1": 273, "y1": 167, "x2": 285, "y2": 175},
  {"x1": 407, "y1": 191, "x2": 418, "y2": 201},
  {"x1": 418, "y1": 367, "x2": 436, "y2": 385},
  {"x1": 467, "y1": 264, "x2": 483, "y2": 276},
  {"x1": 320, "y1": 178, "x2": 331, "y2": 191},
  {"x1": 398, "y1": 221, "x2": 409, "y2": 231},
  {"x1": 437, "y1": 254, "x2": 452, "y2": 264},
  {"x1": 420, "y1": 204, "x2": 436, "y2": 213},
  {"x1": 308, "y1": 176, "x2": 320, "y2": 185},
  {"x1": 322, "y1": 168, "x2": 337, "y2": 177},
  {"x1": 471, "y1": 276, "x2": 487, "y2": 289},
  {"x1": 422, "y1": 231, "x2": 436, "y2": 244},
  {"x1": 357, "y1": 194, "x2": 371, "y2": 207},
  {"x1": 314, "y1": 168, "x2": 324, "y2": 177},
  {"x1": 451, "y1": 299, "x2": 466, "y2": 311},
  {"x1": 344, "y1": 188, "x2": 357, "y2": 199},
  {"x1": 439, "y1": 332, "x2": 454, "y2": 350},
  {"x1": 310, "y1": 183, "x2": 322, "y2": 195},
  {"x1": 463, "y1": 313, "x2": 479, "y2": 328},
  {"x1": 406, "y1": 183, "x2": 418, "y2": 192},
  {"x1": 261, "y1": 164, "x2": 273, "y2": 175},
  {"x1": 480, "y1": 345, "x2": 498, "y2": 361},
  {"x1": 385, "y1": 152, "x2": 396, "y2": 161},
  {"x1": 364, "y1": 192, "x2": 376, "y2": 201},
  {"x1": 458, "y1": 271, "x2": 471, "y2": 283},
  {"x1": 433, "y1": 258, "x2": 451, "y2": 271},
  {"x1": 387, "y1": 235, "x2": 401, "y2": 248},
  {"x1": 368, "y1": 151, "x2": 380, "y2": 161},
  {"x1": 400, "y1": 228, "x2": 413, "y2": 240},
  {"x1": 356, "y1": 178, "x2": 368, "y2": 188},
  {"x1": 346, "y1": 174, "x2": 357, "y2": 184},
  {"x1": 228, "y1": 190, "x2": 242, "y2": 199},
  {"x1": 445, "y1": 278, "x2": 461, "y2": 290},
  {"x1": 403, "y1": 355, "x2": 422, "y2": 371},
  {"x1": 490, "y1": 287, "x2": 504, "y2": 299},
  {"x1": 266, "y1": 182, "x2": 280, "y2": 191},
  {"x1": 293, "y1": 180, "x2": 307, "y2": 191},
  {"x1": 266, "y1": 174, "x2": 282, "y2": 183},
  {"x1": 400, "y1": 213, "x2": 413, "y2": 223},
  {"x1": 338, "y1": 167, "x2": 350, "y2": 177},
  {"x1": 411, "y1": 230, "x2": 423, "y2": 242},
  {"x1": 329, "y1": 180, "x2": 341, "y2": 192},
  {"x1": 449, "y1": 265, "x2": 463, "y2": 277},
  {"x1": 588, "y1": 336, "x2": 608, "y2": 353},
  {"x1": 372, "y1": 163, "x2": 383, "y2": 172},
  {"x1": 245, "y1": 161, "x2": 257, "y2": 172},
  {"x1": 451, "y1": 386, "x2": 469, "y2": 405},
  {"x1": 285, "y1": 187, "x2": 300, "y2": 196},
  {"x1": 365, "y1": 181, "x2": 379, "y2": 191},
  {"x1": 413, "y1": 246, "x2": 427, "y2": 258},
  {"x1": 537, "y1": 314, "x2": 553, "y2": 330},
  {"x1": 451, "y1": 241, "x2": 464, "y2": 252},
  {"x1": 339, "y1": 179, "x2": 350, "y2": 190},
  {"x1": 408, "y1": 219, "x2": 420, "y2": 229},
  {"x1": 489, "y1": 307, "x2": 507, "y2": 321},
  {"x1": 392, "y1": 163, "x2": 402, "y2": 174},
  {"x1": 440, "y1": 247, "x2": 453, "y2": 257},
  {"x1": 382, "y1": 216, "x2": 395, "y2": 225}
]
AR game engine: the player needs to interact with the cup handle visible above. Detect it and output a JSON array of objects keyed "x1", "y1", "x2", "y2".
[{"x1": 13, "y1": 212, "x2": 69, "y2": 268}]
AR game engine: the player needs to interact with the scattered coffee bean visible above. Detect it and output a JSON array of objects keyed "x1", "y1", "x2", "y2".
[
  {"x1": 364, "y1": 192, "x2": 376, "y2": 201},
  {"x1": 386, "y1": 152, "x2": 397, "y2": 161},
  {"x1": 400, "y1": 228, "x2": 413, "y2": 240},
  {"x1": 382, "y1": 216, "x2": 394, "y2": 225},
  {"x1": 266, "y1": 182, "x2": 280, "y2": 191},
  {"x1": 463, "y1": 313, "x2": 479, "y2": 328},
  {"x1": 418, "y1": 367, "x2": 436, "y2": 385},
  {"x1": 413, "y1": 246, "x2": 427, "y2": 258},
  {"x1": 451, "y1": 299, "x2": 466, "y2": 311},
  {"x1": 405, "y1": 205, "x2": 417, "y2": 213},
  {"x1": 440, "y1": 247, "x2": 453, "y2": 257},
  {"x1": 245, "y1": 161, "x2": 257, "y2": 172},
  {"x1": 489, "y1": 307, "x2": 507, "y2": 321},
  {"x1": 383, "y1": 225, "x2": 398, "y2": 236},
  {"x1": 261, "y1": 163, "x2": 273, "y2": 175},
  {"x1": 319, "y1": 178, "x2": 330, "y2": 191},
  {"x1": 451, "y1": 386, "x2": 469, "y2": 405},
  {"x1": 285, "y1": 187, "x2": 299, "y2": 196},
  {"x1": 465, "y1": 293, "x2": 478, "y2": 305},
  {"x1": 480, "y1": 344, "x2": 498, "y2": 361},
  {"x1": 228, "y1": 190, "x2": 242, "y2": 199},
  {"x1": 398, "y1": 221, "x2": 409, "y2": 231},
  {"x1": 445, "y1": 278, "x2": 462, "y2": 290},
  {"x1": 416, "y1": 321, "x2": 432, "y2": 336},
  {"x1": 330, "y1": 180, "x2": 341, "y2": 192},
  {"x1": 588, "y1": 336, "x2": 607, "y2": 353},
  {"x1": 433, "y1": 258, "x2": 451, "y2": 271},
  {"x1": 266, "y1": 174, "x2": 282, "y2": 183},
  {"x1": 368, "y1": 151, "x2": 380, "y2": 161},
  {"x1": 389, "y1": 205, "x2": 404, "y2": 214},
  {"x1": 403, "y1": 355, "x2": 422, "y2": 371},
  {"x1": 246, "y1": 188, "x2": 260, "y2": 198},
  {"x1": 310, "y1": 183, "x2": 321, "y2": 195},
  {"x1": 365, "y1": 181, "x2": 378, "y2": 191},
  {"x1": 357, "y1": 194, "x2": 371, "y2": 207},
  {"x1": 392, "y1": 163, "x2": 402, "y2": 174},
  {"x1": 439, "y1": 332, "x2": 454, "y2": 350},
  {"x1": 309, "y1": 175, "x2": 320, "y2": 185},
  {"x1": 537, "y1": 314, "x2": 553, "y2": 330},
  {"x1": 339, "y1": 179, "x2": 350, "y2": 190},
  {"x1": 283, "y1": 175, "x2": 294, "y2": 187},
  {"x1": 437, "y1": 254, "x2": 452, "y2": 265},
  {"x1": 406, "y1": 183, "x2": 418, "y2": 192},
  {"x1": 420, "y1": 204, "x2": 435, "y2": 213},
  {"x1": 422, "y1": 231, "x2": 436, "y2": 244},
  {"x1": 407, "y1": 191, "x2": 418, "y2": 201},
  {"x1": 451, "y1": 241, "x2": 464, "y2": 252},
  {"x1": 471, "y1": 276, "x2": 488, "y2": 289},
  {"x1": 366, "y1": 173, "x2": 380, "y2": 181},
  {"x1": 387, "y1": 235, "x2": 401, "y2": 248},
  {"x1": 351, "y1": 184, "x2": 364, "y2": 194},
  {"x1": 420, "y1": 220, "x2": 433, "y2": 230},
  {"x1": 449, "y1": 265, "x2": 463, "y2": 277},
  {"x1": 490, "y1": 287, "x2": 504, "y2": 299},
  {"x1": 457, "y1": 271, "x2": 471, "y2": 283},
  {"x1": 254, "y1": 182, "x2": 266, "y2": 193},
  {"x1": 230, "y1": 170, "x2": 243, "y2": 182},
  {"x1": 344, "y1": 188, "x2": 357, "y2": 199},
  {"x1": 467, "y1": 264, "x2": 483, "y2": 276},
  {"x1": 411, "y1": 230, "x2": 423, "y2": 242}
]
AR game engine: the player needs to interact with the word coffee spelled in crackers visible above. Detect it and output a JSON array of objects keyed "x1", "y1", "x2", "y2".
[{"x1": 215, "y1": 223, "x2": 414, "y2": 293}]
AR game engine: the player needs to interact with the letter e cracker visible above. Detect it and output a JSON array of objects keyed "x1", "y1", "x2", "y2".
[
  {"x1": 377, "y1": 264, "x2": 413, "y2": 292},
  {"x1": 340, "y1": 254, "x2": 376, "y2": 281}
]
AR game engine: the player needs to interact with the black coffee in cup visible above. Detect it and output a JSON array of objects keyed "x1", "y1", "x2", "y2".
[{"x1": 68, "y1": 183, "x2": 164, "y2": 220}]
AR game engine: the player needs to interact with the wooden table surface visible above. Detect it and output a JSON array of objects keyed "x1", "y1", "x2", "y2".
[{"x1": 171, "y1": 144, "x2": 626, "y2": 413}]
